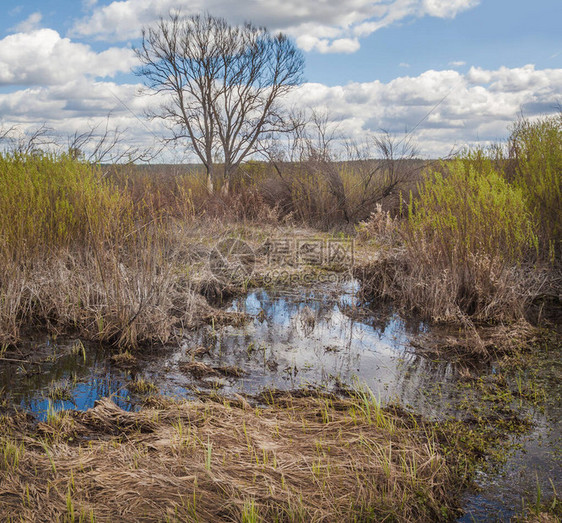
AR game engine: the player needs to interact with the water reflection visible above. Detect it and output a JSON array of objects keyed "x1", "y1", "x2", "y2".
[
  {"x1": 0, "y1": 283, "x2": 458, "y2": 420},
  {"x1": 0, "y1": 281, "x2": 560, "y2": 522},
  {"x1": 1, "y1": 345, "x2": 136, "y2": 418}
]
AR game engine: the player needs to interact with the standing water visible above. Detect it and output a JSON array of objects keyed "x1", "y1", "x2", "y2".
[{"x1": 1, "y1": 279, "x2": 560, "y2": 521}]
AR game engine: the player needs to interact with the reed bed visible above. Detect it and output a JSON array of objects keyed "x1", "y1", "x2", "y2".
[{"x1": 0, "y1": 153, "x2": 204, "y2": 348}]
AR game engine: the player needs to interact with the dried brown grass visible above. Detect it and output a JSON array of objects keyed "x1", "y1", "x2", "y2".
[
  {"x1": 354, "y1": 248, "x2": 554, "y2": 356},
  {"x1": 0, "y1": 393, "x2": 464, "y2": 522},
  {"x1": 356, "y1": 251, "x2": 545, "y2": 323},
  {"x1": 180, "y1": 362, "x2": 246, "y2": 379},
  {"x1": 409, "y1": 319, "x2": 541, "y2": 359},
  {"x1": 0, "y1": 229, "x2": 202, "y2": 349}
]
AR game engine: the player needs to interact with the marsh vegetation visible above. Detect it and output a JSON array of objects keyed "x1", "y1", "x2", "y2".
[{"x1": 0, "y1": 63, "x2": 560, "y2": 521}]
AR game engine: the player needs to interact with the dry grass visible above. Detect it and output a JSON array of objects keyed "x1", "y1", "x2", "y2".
[
  {"x1": 409, "y1": 319, "x2": 541, "y2": 359},
  {"x1": 0, "y1": 201, "x2": 341, "y2": 349},
  {"x1": 110, "y1": 351, "x2": 137, "y2": 368},
  {"x1": 354, "y1": 248, "x2": 555, "y2": 356},
  {"x1": 0, "y1": 391, "x2": 465, "y2": 522},
  {"x1": 180, "y1": 362, "x2": 246, "y2": 379},
  {"x1": 0, "y1": 231, "x2": 202, "y2": 348},
  {"x1": 0, "y1": 153, "x2": 195, "y2": 348},
  {"x1": 355, "y1": 250, "x2": 547, "y2": 323}
]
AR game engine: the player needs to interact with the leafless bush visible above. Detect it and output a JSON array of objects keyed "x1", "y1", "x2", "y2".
[
  {"x1": 2, "y1": 124, "x2": 56, "y2": 155},
  {"x1": 262, "y1": 111, "x2": 424, "y2": 228},
  {"x1": 0, "y1": 119, "x2": 155, "y2": 164},
  {"x1": 0, "y1": 124, "x2": 14, "y2": 142}
]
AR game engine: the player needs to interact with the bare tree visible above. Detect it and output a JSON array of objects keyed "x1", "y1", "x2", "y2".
[
  {"x1": 68, "y1": 116, "x2": 158, "y2": 164},
  {"x1": 135, "y1": 12, "x2": 304, "y2": 193},
  {"x1": 5, "y1": 124, "x2": 56, "y2": 156},
  {"x1": 0, "y1": 125, "x2": 15, "y2": 143}
]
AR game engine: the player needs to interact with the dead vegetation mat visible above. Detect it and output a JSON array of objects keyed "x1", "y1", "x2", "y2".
[{"x1": 0, "y1": 393, "x2": 470, "y2": 522}]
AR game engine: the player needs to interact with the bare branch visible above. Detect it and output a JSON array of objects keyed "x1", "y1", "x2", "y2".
[
  {"x1": 135, "y1": 13, "x2": 304, "y2": 193},
  {"x1": 0, "y1": 125, "x2": 15, "y2": 143},
  {"x1": 3, "y1": 124, "x2": 55, "y2": 156},
  {"x1": 68, "y1": 116, "x2": 159, "y2": 164}
]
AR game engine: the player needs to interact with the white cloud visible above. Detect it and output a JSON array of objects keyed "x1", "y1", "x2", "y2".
[
  {"x1": 0, "y1": 79, "x2": 167, "y2": 158},
  {"x1": 399, "y1": 62, "x2": 411, "y2": 68},
  {"x1": 421, "y1": 0, "x2": 479, "y2": 18},
  {"x1": 285, "y1": 65, "x2": 561, "y2": 155},
  {"x1": 11, "y1": 11, "x2": 42, "y2": 33},
  {"x1": 448, "y1": 60, "x2": 466, "y2": 67},
  {"x1": 467, "y1": 65, "x2": 561, "y2": 93},
  {"x1": 8, "y1": 6, "x2": 24, "y2": 17},
  {"x1": 70, "y1": 0, "x2": 480, "y2": 54},
  {"x1": 296, "y1": 36, "x2": 360, "y2": 54},
  {"x1": 0, "y1": 29, "x2": 137, "y2": 86},
  {"x1": 1, "y1": 64, "x2": 560, "y2": 159}
]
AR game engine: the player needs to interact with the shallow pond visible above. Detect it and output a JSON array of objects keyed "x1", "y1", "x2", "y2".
[{"x1": 1, "y1": 280, "x2": 560, "y2": 521}]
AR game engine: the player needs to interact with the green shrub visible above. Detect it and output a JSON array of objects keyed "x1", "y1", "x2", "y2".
[
  {"x1": 0, "y1": 153, "x2": 132, "y2": 260},
  {"x1": 403, "y1": 156, "x2": 537, "y2": 319},
  {"x1": 408, "y1": 157, "x2": 537, "y2": 267},
  {"x1": 507, "y1": 113, "x2": 562, "y2": 260}
]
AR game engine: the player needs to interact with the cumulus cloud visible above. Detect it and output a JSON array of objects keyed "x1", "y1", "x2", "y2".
[
  {"x1": 466, "y1": 65, "x2": 561, "y2": 93},
  {"x1": 421, "y1": 0, "x2": 479, "y2": 18},
  {"x1": 0, "y1": 79, "x2": 167, "y2": 159},
  {"x1": 286, "y1": 65, "x2": 562, "y2": 154},
  {"x1": 70, "y1": 0, "x2": 480, "y2": 53},
  {"x1": 11, "y1": 11, "x2": 42, "y2": 33},
  {"x1": 296, "y1": 36, "x2": 360, "y2": 54},
  {"x1": 0, "y1": 29, "x2": 137, "y2": 86},
  {"x1": 1, "y1": 64, "x2": 560, "y2": 159}
]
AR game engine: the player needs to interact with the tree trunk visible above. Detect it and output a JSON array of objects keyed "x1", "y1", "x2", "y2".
[
  {"x1": 221, "y1": 164, "x2": 231, "y2": 195},
  {"x1": 221, "y1": 177, "x2": 230, "y2": 196},
  {"x1": 206, "y1": 166, "x2": 214, "y2": 194}
]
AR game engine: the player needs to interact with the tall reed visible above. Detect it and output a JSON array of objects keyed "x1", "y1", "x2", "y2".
[
  {"x1": 403, "y1": 155, "x2": 537, "y2": 320},
  {"x1": 0, "y1": 152, "x2": 132, "y2": 260},
  {"x1": 0, "y1": 153, "x2": 195, "y2": 347}
]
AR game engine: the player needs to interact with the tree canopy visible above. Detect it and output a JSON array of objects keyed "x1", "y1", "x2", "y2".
[{"x1": 135, "y1": 13, "x2": 305, "y2": 192}]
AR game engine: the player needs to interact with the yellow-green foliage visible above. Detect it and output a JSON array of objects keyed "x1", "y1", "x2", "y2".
[
  {"x1": 408, "y1": 157, "x2": 537, "y2": 267},
  {"x1": 508, "y1": 113, "x2": 562, "y2": 259},
  {"x1": 0, "y1": 153, "x2": 132, "y2": 259}
]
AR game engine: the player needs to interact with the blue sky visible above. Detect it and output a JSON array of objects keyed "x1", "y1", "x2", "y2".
[
  {"x1": 1, "y1": 0, "x2": 561, "y2": 158},
  {"x1": 306, "y1": 1, "x2": 562, "y2": 84}
]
